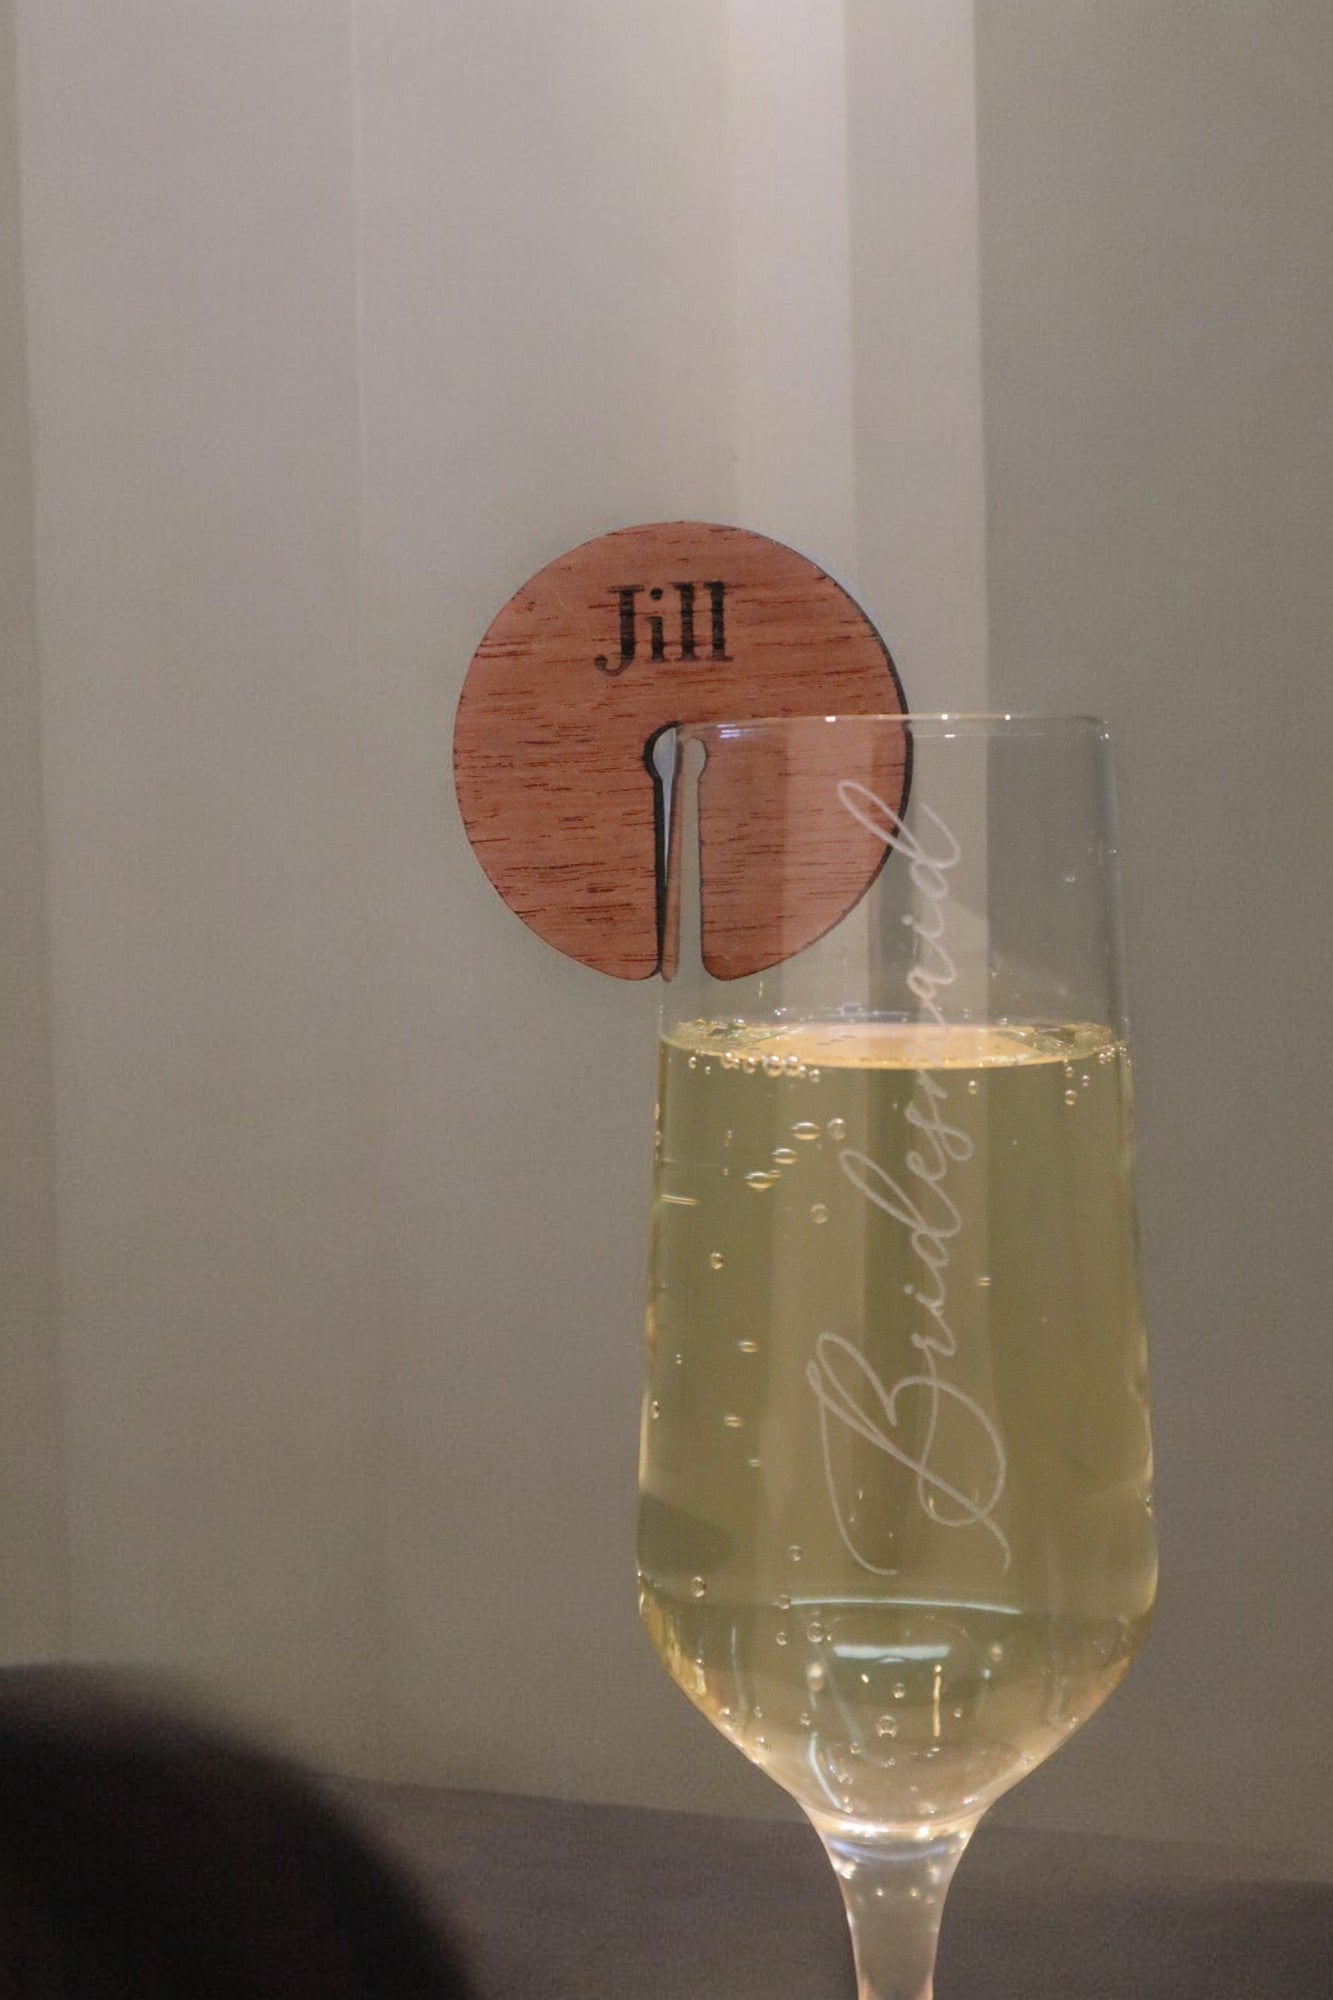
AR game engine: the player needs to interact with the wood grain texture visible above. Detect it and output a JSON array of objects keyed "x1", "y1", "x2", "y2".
[
  {"x1": 453, "y1": 523, "x2": 908, "y2": 979},
  {"x1": 692, "y1": 716, "x2": 908, "y2": 981}
]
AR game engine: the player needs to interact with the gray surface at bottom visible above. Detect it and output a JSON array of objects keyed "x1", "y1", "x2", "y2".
[{"x1": 341, "y1": 1782, "x2": 1332, "y2": 2000}]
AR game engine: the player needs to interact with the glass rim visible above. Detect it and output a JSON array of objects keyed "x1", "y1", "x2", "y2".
[{"x1": 683, "y1": 711, "x2": 1109, "y2": 739}]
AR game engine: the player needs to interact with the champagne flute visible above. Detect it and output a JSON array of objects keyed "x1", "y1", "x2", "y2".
[{"x1": 637, "y1": 714, "x2": 1157, "y2": 2000}]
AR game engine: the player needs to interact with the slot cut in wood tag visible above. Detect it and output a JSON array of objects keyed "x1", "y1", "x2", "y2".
[{"x1": 453, "y1": 522, "x2": 908, "y2": 979}]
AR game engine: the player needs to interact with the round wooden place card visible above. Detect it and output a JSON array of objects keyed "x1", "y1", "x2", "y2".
[{"x1": 453, "y1": 522, "x2": 908, "y2": 980}]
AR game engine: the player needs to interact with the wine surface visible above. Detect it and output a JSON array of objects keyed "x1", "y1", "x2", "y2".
[{"x1": 638, "y1": 1020, "x2": 1156, "y2": 1829}]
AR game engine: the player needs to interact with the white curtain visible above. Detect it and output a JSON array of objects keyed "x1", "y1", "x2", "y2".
[{"x1": 3, "y1": 0, "x2": 987, "y2": 1802}]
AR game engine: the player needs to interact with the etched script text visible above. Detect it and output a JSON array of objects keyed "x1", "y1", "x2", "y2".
[{"x1": 806, "y1": 785, "x2": 1011, "y2": 1572}]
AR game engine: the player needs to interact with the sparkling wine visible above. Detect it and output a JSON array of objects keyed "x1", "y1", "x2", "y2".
[{"x1": 638, "y1": 1020, "x2": 1157, "y2": 1829}]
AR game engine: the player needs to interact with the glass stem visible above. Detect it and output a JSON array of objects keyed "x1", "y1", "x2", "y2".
[{"x1": 812, "y1": 1817, "x2": 977, "y2": 2000}]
